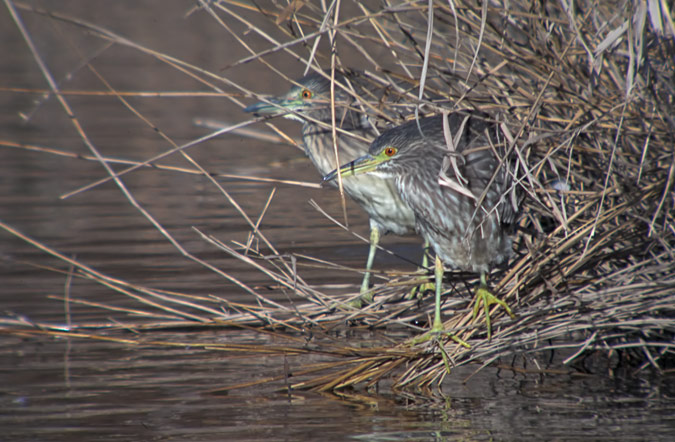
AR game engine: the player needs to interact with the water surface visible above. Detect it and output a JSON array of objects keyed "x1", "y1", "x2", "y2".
[{"x1": 1, "y1": 2, "x2": 673, "y2": 440}]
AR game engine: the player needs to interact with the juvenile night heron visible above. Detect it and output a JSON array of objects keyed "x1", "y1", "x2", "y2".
[
  {"x1": 244, "y1": 72, "x2": 418, "y2": 306},
  {"x1": 324, "y1": 114, "x2": 519, "y2": 338}
]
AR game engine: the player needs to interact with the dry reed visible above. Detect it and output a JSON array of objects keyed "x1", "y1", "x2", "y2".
[{"x1": 2, "y1": 0, "x2": 673, "y2": 392}]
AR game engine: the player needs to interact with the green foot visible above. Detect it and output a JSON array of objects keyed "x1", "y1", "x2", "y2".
[
  {"x1": 409, "y1": 326, "x2": 469, "y2": 376},
  {"x1": 410, "y1": 312, "x2": 470, "y2": 348},
  {"x1": 407, "y1": 277, "x2": 435, "y2": 300},
  {"x1": 348, "y1": 290, "x2": 374, "y2": 309},
  {"x1": 410, "y1": 256, "x2": 470, "y2": 349},
  {"x1": 410, "y1": 326, "x2": 470, "y2": 349},
  {"x1": 472, "y1": 283, "x2": 515, "y2": 340}
]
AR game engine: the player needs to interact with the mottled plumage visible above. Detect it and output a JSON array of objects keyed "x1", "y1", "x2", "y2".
[
  {"x1": 367, "y1": 114, "x2": 516, "y2": 273},
  {"x1": 245, "y1": 72, "x2": 417, "y2": 301},
  {"x1": 325, "y1": 113, "x2": 519, "y2": 336}
]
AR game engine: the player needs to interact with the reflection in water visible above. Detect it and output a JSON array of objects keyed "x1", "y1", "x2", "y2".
[
  {"x1": 1, "y1": 2, "x2": 672, "y2": 441},
  {"x1": 2, "y1": 330, "x2": 673, "y2": 441}
]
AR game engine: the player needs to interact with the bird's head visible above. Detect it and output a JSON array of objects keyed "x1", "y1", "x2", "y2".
[
  {"x1": 322, "y1": 116, "x2": 445, "y2": 182},
  {"x1": 244, "y1": 71, "x2": 362, "y2": 126}
]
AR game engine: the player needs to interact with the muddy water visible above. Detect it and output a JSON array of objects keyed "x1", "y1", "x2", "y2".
[{"x1": 1, "y1": 2, "x2": 673, "y2": 440}]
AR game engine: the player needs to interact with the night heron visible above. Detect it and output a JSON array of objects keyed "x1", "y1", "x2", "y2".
[
  {"x1": 324, "y1": 114, "x2": 518, "y2": 338},
  {"x1": 244, "y1": 72, "x2": 419, "y2": 306}
]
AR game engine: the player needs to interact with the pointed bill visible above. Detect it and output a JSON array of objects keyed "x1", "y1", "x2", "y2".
[{"x1": 322, "y1": 153, "x2": 381, "y2": 183}]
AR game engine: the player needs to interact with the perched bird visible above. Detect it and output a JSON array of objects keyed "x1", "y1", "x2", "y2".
[
  {"x1": 244, "y1": 71, "x2": 417, "y2": 305},
  {"x1": 324, "y1": 114, "x2": 519, "y2": 338}
]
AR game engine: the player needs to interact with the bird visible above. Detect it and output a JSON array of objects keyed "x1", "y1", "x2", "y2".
[
  {"x1": 324, "y1": 113, "x2": 519, "y2": 338},
  {"x1": 244, "y1": 71, "x2": 418, "y2": 306}
]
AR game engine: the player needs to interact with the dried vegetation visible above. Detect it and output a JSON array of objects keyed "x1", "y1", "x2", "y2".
[{"x1": 2, "y1": 0, "x2": 674, "y2": 391}]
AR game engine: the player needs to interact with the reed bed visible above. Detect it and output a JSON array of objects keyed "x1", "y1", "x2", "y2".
[{"x1": 2, "y1": 0, "x2": 674, "y2": 392}]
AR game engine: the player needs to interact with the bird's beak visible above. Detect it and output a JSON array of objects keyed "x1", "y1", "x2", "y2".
[
  {"x1": 244, "y1": 97, "x2": 304, "y2": 115},
  {"x1": 322, "y1": 153, "x2": 382, "y2": 183},
  {"x1": 243, "y1": 97, "x2": 297, "y2": 115}
]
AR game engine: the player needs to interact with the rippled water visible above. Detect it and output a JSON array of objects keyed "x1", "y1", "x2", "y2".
[
  {"x1": 2, "y1": 330, "x2": 673, "y2": 441},
  {"x1": 1, "y1": 2, "x2": 673, "y2": 440}
]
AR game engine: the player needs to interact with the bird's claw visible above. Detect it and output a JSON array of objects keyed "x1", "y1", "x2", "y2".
[
  {"x1": 472, "y1": 286, "x2": 515, "y2": 340},
  {"x1": 407, "y1": 277, "x2": 435, "y2": 299},
  {"x1": 409, "y1": 323, "x2": 470, "y2": 349},
  {"x1": 347, "y1": 290, "x2": 374, "y2": 309}
]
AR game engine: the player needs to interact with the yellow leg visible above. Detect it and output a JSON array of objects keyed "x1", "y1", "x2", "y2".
[
  {"x1": 349, "y1": 226, "x2": 380, "y2": 308},
  {"x1": 422, "y1": 239, "x2": 430, "y2": 269},
  {"x1": 408, "y1": 240, "x2": 435, "y2": 299},
  {"x1": 410, "y1": 256, "x2": 469, "y2": 348},
  {"x1": 472, "y1": 272, "x2": 515, "y2": 339},
  {"x1": 431, "y1": 255, "x2": 444, "y2": 332}
]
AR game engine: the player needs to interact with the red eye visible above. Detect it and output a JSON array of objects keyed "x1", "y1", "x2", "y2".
[
  {"x1": 384, "y1": 147, "x2": 397, "y2": 157},
  {"x1": 301, "y1": 89, "x2": 312, "y2": 99}
]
